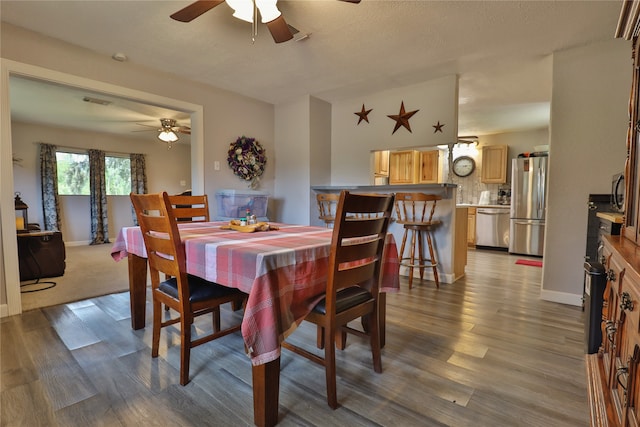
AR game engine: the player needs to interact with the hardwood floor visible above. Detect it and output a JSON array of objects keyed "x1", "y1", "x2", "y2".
[{"x1": 1, "y1": 249, "x2": 588, "y2": 426}]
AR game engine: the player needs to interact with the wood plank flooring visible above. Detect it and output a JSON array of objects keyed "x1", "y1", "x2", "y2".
[{"x1": 1, "y1": 249, "x2": 588, "y2": 426}]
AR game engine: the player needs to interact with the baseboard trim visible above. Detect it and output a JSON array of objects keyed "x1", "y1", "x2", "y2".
[
  {"x1": 540, "y1": 289, "x2": 583, "y2": 307},
  {"x1": 399, "y1": 266, "x2": 455, "y2": 285},
  {"x1": 1, "y1": 303, "x2": 9, "y2": 318},
  {"x1": 65, "y1": 239, "x2": 116, "y2": 247}
]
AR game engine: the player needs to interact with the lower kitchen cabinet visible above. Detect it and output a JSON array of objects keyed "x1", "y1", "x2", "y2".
[
  {"x1": 467, "y1": 207, "x2": 476, "y2": 247},
  {"x1": 587, "y1": 235, "x2": 640, "y2": 426}
]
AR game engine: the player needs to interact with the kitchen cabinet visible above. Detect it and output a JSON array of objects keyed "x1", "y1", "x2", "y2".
[
  {"x1": 389, "y1": 150, "x2": 440, "y2": 185},
  {"x1": 389, "y1": 150, "x2": 417, "y2": 185},
  {"x1": 374, "y1": 150, "x2": 389, "y2": 176},
  {"x1": 417, "y1": 150, "x2": 439, "y2": 184},
  {"x1": 481, "y1": 145, "x2": 508, "y2": 184},
  {"x1": 467, "y1": 207, "x2": 476, "y2": 247}
]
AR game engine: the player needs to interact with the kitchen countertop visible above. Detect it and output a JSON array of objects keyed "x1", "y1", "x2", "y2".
[{"x1": 596, "y1": 211, "x2": 624, "y2": 223}]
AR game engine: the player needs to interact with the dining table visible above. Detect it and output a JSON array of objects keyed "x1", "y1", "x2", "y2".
[{"x1": 110, "y1": 221, "x2": 399, "y2": 427}]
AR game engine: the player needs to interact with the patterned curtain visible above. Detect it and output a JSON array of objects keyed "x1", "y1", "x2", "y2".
[
  {"x1": 39, "y1": 143, "x2": 61, "y2": 231},
  {"x1": 130, "y1": 153, "x2": 147, "y2": 225},
  {"x1": 89, "y1": 149, "x2": 109, "y2": 244}
]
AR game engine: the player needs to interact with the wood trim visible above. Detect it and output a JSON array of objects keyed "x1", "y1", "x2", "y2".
[{"x1": 586, "y1": 354, "x2": 614, "y2": 427}]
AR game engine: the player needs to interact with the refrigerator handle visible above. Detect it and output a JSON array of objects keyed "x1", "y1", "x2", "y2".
[{"x1": 537, "y1": 162, "x2": 545, "y2": 217}]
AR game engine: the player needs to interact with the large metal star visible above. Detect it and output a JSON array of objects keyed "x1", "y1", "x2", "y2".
[
  {"x1": 354, "y1": 104, "x2": 373, "y2": 124},
  {"x1": 387, "y1": 101, "x2": 419, "y2": 134}
]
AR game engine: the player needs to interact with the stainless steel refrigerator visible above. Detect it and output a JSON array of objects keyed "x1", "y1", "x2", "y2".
[{"x1": 509, "y1": 156, "x2": 547, "y2": 256}]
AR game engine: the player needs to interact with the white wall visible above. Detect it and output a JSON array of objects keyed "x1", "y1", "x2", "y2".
[
  {"x1": 309, "y1": 96, "x2": 332, "y2": 227},
  {"x1": 11, "y1": 121, "x2": 191, "y2": 243},
  {"x1": 543, "y1": 38, "x2": 630, "y2": 305},
  {"x1": 331, "y1": 75, "x2": 458, "y2": 186},
  {"x1": 274, "y1": 96, "x2": 311, "y2": 225}
]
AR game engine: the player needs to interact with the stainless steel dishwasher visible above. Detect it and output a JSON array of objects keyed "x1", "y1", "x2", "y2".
[{"x1": 475, "y1": 207, "x2": 510, "y2": 249}]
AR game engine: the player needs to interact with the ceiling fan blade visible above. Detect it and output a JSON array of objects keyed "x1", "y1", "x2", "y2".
[
  {"x1": 170, "y1": 0, "x2": 225, "y2": 23},
  {"x1": 338, "y1": 0, "x2": 361, "y2": 3},
  {"x1": 176, "y1": 126, "x2": 191, "y2": 135},
  {"x1": 266, "y1": 15, "x2": 294, "y2": 43}
]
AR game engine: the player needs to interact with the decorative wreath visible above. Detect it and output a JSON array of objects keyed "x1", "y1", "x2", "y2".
[{"x1": 227, "y1": 136, "x2": 267, "y2": 189}]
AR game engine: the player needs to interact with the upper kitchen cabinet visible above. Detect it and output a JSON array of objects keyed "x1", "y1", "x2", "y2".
[
  {"x1": 417, "y1": 150, "x2": 439, "y2": 184},
  {"x1": 374, "y1": 150, "x2": 390, "y2": 176},
  {"x1": 481, "y1": 145, "x2": 508, "y2": 184},
  {"x1": 389, "y1": 150, "x2": 417, "y2": 185}
]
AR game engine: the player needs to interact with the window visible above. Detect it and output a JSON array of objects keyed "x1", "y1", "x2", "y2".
[
  {"x1": 105, "y1": 156, "x2": 131, "y2": 195},
  {"x1": 56, "y1": 151, "x2": 131, "y2": 196}
]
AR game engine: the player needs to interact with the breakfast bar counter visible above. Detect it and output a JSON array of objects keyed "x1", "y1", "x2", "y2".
[{"x1": 312, "y1": 183, "x2": 466, "y2": 284}]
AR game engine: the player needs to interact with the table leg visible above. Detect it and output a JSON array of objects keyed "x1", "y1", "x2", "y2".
[
  {"x1": 128, "y1": 253, "x2": 148, "y2": 330},
  {"x1": 252, "y1": 357, "x2": 280, "y2": 427}
]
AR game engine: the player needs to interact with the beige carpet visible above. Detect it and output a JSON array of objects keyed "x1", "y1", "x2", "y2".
[{"x1": 20, "y1": 243, "x2": 132, "y2": 311}]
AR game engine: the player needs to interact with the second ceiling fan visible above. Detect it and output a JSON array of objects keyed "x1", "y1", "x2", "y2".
[{"x1": 170, "y1": 0, "x2": 360, "y2": 44}]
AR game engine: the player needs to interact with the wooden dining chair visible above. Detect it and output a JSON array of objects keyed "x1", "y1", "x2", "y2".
[
  {"x1": 130, "y1": 192, "x2": 246, "y2": 386},
  {"x1": 282, "y1": 190, "x2": 395, "y2": 409},
  {"x1": 316, "y1": 193, "x2": 341, "y2": 227},
  {"x1": 168, "y1": 193, "x2": 210, "y2": 222}
]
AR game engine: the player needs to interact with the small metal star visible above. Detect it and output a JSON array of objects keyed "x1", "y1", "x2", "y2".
[
  {"x1": 433, "y1": 121, "x2": 445, "y2": 133},
  {"x1": 387, "y1": 101, "x2": 419, "y2": 134},
  {"x1": 354, "y1": 104, "x2": 373, "y2": 124}
]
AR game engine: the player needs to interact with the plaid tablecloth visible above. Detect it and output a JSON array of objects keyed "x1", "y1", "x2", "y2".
[{"x1": 111, "y1": 221, "x2": 399, "y2": 365}]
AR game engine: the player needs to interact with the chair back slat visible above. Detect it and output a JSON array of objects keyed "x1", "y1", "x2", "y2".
[
  {"x1": 325, "y1": 191, "x2": 395, "y2": 312},
  {"x1": 168, "y1": 194, "x2": 210, "y2": 222},
  {"x1": 336, "y1": 239, "x2": 380, "y2": 265},
  {"x1": 340, "y1": 217, "x2": 388, "y2": 238},
  {"x1": 334, "y1": 263, "x2": 377, "y2": 292}
]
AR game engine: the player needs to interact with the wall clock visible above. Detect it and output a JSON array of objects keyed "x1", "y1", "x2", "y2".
[{"x1": 452, "y1": 156, "x2": 476, "y2": 177}]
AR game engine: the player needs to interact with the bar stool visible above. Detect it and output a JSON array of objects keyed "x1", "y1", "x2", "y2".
[
  {"x1": 316, "y1": 193, "x2": 340, "y2": 227},
  {"x1": 394, "y1": 192, "x2": 442, "y2": 289}
]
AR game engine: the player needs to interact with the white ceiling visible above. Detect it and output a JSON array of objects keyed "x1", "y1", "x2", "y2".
[{"x1": 1, "y1": 0, "x2": 624, "y2": 139}]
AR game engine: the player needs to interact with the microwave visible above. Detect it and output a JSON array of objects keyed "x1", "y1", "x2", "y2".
[{"x1": 612, "y1": 172, "x2": 625, "y2": 213}]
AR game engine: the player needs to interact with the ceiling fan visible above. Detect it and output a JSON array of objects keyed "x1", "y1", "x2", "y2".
[
  {"x1": 136, "y1": 118, "x2": 191, "y2": 148},
  {"x1": 170, "y1": 0, "x2": 361, "y2": 44}
]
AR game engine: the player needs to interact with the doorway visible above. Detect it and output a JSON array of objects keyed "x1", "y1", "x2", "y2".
[{"x1": 1, "y1": 59, "x2": 204, "y2": 316}]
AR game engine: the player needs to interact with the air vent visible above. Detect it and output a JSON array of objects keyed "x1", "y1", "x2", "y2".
[{"x1": 83, "y1": 96, "x2": 111, "y2": 106}]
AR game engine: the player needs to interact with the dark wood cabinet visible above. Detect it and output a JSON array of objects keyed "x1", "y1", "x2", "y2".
[{"x1": 587, "y1": 3, "x2": 640, "y2": 426}]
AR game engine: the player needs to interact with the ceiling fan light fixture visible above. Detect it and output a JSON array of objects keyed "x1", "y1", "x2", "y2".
[
  {"x1": 226, "y1": 0, "x2": 254, "y2": 22},
  {"x1": 256, "y1": 0, "x2": 281, "y2": 23},
  {"x1": 158, "y1": 130, "x2": 179, "y2": 143}
]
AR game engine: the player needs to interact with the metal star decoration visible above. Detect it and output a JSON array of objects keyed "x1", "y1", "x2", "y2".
[
  {"x1": 354, "y1": 104, "x2": 373, "y2": 124},
  {"x1": 387, "y1": 101, "x2": 419, "y2": 134},
  {"x1": 433, "y1": 121, "x2": 445, "y2": 133}
]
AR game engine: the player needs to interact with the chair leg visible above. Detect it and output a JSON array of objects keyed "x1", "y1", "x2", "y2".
[
  {"x1": 152, "y1": 297, "x2": 162, "y2": 358},
  {"x1": 324, "y1": 325, "x2": 339, "y2": 409},
  {"x1": 369, "y1": 306, "x2": 382, "y2": 374},
  {"x1": 317, "y1": 326, "x2": 325, "y2": 349},
  {"x1": 408, "y1": 229, "x2": 417, "y2": 289},
  {"x1": 417, "y1": 230, "x2": 425, "y2": 281},
  {"x1": 213, "y1": 307, "x2": 221, "y2": 332},
  {"x1": 180, "y1": 313, "x2": 192, "y2": 386},
  {"x1": 426, "y1": 230, "x2": 439, "y2": 288}
]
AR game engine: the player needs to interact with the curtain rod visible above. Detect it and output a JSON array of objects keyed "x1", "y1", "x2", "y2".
[{"x1": 32, "y1": 141, "x2": 146, "y2": 156}]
